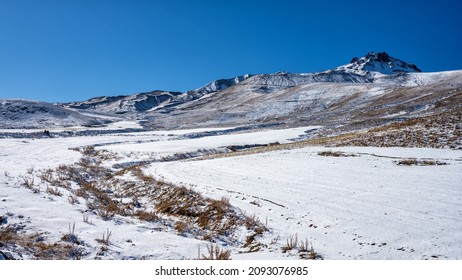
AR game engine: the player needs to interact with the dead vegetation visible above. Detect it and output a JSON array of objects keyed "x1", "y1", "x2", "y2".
[
  {"x1": 61, "y1": 222, "x2": 81, "y2": 246},
  {"x1": 281, "y1": 234, "x2": 322, "y2": 260},
  {"x1": 13, "y1": 143, "x2": 333, "y2": 260},
  {"x1": 46, "y1": 186, "x2": 62, "y2": 196},
  {"x1": 23, "y1": 145, "x2": 267, "y2": 257},
  {"x1": 196, "y1": 108, "x2": 462, "y2": 163},
  {"x1": 95, "y1": 228, "x2": 112, "y2": 246},
  {"x1": 196, "y1": 243, "x2": 231, "y2": 260},
  {"x1": 319, "y1": 108, "x2": 462, "y2": 149},
  {"x1": 0, "y1": 225, "x2": 84, "y2": 260},
  {"x1": 317, "y1": 151, "x2": 357, "y2": 157},
  {"x1": 396, "y1": 158, "x2": 447, "y2": 166},
  {"x1": 21, "y1": 175, "x2": 34, "y2": 189},
  {"x1": 94, "y1": 228, "x2": 112, "y2": 257},
  {"x1": 281, "y1": 234, "x2": 298, "y2": 252}
]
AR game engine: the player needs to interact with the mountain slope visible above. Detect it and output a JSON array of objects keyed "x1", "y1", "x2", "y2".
[
  {"x1": 65, "y1": 90, "x2": 184, "y2": 114},
  {"x1": 63, "y1": 75, "x2": 254, "y2": 115},
  {"x1": 0, "y1": 99, "x2": 108, "y2": 129},
  {"x1": 62, "y1": 51, "x2": 444, "y2": 121},
  {"x1": 2, "y1": 52, "x2": 461, "y2": 132},
  {"x1": 193, "y1": 74, "x2": 253, "y2": 94},
  {"x1": 143, "y1": 58, "x2": 462, "y2": 130}
]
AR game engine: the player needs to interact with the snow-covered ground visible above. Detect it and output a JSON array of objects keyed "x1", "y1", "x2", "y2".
[
  {"x1": 0, "y1": 120, "x2": 143, "y2": 133},
  {"x1": 100, "y1": 126, "x2": 316, "y2": 156},
  {"x1": 1, "y1": 125, "x2": 461, "y2": 260},
  {"x1": 0, "y1": 126, "x2": 315, "y2": 259},
  {"x1": 149, "y1": 146, "x2": 462, "y2": 259}
]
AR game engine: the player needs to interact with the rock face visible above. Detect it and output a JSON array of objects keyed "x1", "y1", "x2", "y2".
[
  {"x1": 0, "y1": 250, "x2": 15, "y2": 260},
  {"x1": 194, "y1": 74, "x2": 253, "y2": 94},
  {"x1": 335, "y1": 52, "x2": 422, "y2": 74}
]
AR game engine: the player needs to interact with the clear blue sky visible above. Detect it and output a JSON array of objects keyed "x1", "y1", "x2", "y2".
[{"x1": 1, "y1": 0, "x2": 461, "y2": 102}]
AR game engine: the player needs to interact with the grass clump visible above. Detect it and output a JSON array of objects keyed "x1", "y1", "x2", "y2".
[
  {"x1": 317, "y1": 151, "x2": 356, "y2": 157},
  {"x1": 0, "y1": 224, "x2": 84, "y2": 260},
  {"x1": 281, "y1": 234, "x2": 323, "y2": 260},
  {"x1": 196, "y1": 244, "x2": 231, "y2": 260},
  {"x1": 396, "y1": 158, "x2": 447, "y2": 166}
]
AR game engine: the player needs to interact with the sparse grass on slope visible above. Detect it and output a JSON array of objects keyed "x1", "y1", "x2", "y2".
[{"x1": 196, "y1": 108, "x2": 462, "y2": 162}]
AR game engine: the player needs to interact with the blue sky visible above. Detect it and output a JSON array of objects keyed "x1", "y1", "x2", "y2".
[{"x1": 1, "y1": 0, "x2": 461, "y2": 102}]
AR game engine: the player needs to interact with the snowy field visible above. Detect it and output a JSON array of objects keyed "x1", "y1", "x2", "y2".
[
  {"x1": 151, "y1": 146, "x2": 462, "y2": 259},
  {"x1": 1, "y1": 123, "x2": 461, "y2": 260}
]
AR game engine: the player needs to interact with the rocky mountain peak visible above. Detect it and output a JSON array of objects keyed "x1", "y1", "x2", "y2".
[{"x1": 338, "y1": 52, "x2": 421, "y2": 74}]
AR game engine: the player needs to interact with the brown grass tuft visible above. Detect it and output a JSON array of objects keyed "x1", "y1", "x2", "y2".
[
  {"x1": 396, "y1": 158, "x2": 447, "y2": 166},
  {"x1": 197, "y1": 244, "x2": 231, "y2": 260},
  {"x1": 0, "y1": 225, "x2": 83, "y2": 259}
]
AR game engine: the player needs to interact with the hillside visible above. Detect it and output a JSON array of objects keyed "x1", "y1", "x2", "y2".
[
  {"x1": 0, "y1": 99, "x2": 109, "y2": 129},
  {"x1": 2, "y1": 52, "x2": 461, "y2": 134}
]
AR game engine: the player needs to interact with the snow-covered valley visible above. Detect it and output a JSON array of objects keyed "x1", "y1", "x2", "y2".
[
  {"x1": 1, "y1": 52, "x2": 461, "y2": 260},
  {"x1": 1, "y1": 122, "x2": 461, "y2": 260}
]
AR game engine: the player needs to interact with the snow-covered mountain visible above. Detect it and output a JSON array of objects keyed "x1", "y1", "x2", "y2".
[
  {"x1": 64, "y1": 52, "x2": 426, "y2": 113},
  {"x1": 59, "y1": 52, "x2": 426, "y2": 117},
  {"x1": 65, "y1": 90, "x2": 184, "y2": 114},
  {"x1": 61, "y1": 75, "x2": 254, "y2": 115},
  {"x1": 194, "y1": 74, "x2": 253, "y2": 94},
  {"x1": 1, "y1": 52, "x2": 461, "y2": 130},
  {"x1": 241, "y1": 51, "x2": 422, "y2": 90},
  {"x1": 335, "y1": 51, "x2": 422, "y2": 75},
  {"x1": 141, "y1": 52, "x2": 461, "y2": 129},
  {"x1": 0, "y1": 99, "x2": 108, "y2": 129},
  {"x1": 186, "y1": 52, "x2": 423, "y2": 95}
]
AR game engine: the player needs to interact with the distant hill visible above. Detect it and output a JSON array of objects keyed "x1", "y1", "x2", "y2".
[{"x1": 0, "y1": 99, "x2": 109, "y2": 129}]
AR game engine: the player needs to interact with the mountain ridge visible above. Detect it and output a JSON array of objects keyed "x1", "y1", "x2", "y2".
[
  {"x1": 61, "y1": 52, "x2": 422, "y2": 114},
  {"x1": 1, "y1": 52, "x2": 461, "y2": 130}
]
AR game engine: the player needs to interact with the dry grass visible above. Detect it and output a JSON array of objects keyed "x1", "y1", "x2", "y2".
[
  {"x1": 82, "y1": 215, "x2": 93, "y2": 225},
  {"x1": 95, "y1": 229, "x2": 112, "y2": 257},
  {"x1": 46, "y1": 186, "x2": 62, "y2": 196},
  {"x1": 317, "y1": 151, "x2": 356, "y2": 157},
  {"x1": 70, "y1": 145, "x2": 119, "y2": 161},
  {"x1": 95, "y1": 228, "x2": 112, "y2": 246},
  {"x1": 280, "y1": 234, "x2": 323, "y2": 259},
  {"x1": 281, "y1": 234, "x2": 298, "y2": 253},
  {"x1": 0, "y1": 225, "x2": 83, "y2": 260},
  {"x1": 396, "y1": 158, "x2": 419, "y2": 165},
  {"x1": 196, "y1": 108, "x2": 462, "y2": 164},
  {"x1": 23, "y1": 146, "x2": 267, "y2": 253},
  {"x1": 135, "y1": 210, "x2": 159, "y2": 222},
  {"x1": 325, "y1": 108, "x2": 462, "y2": 149},
  {"x1": 38, "y1": 168, "x2": 53, "y2": 183},
  {"x1": 299, "y1": 238, "x2": 321, "y2": 260},
  {"x1": 196, "y1": 244, "x2": 231, "y2": 260},
  {"x1": 396, "y1": 158, "x2": 447, "y2": 166},
  {"x1": 21, "y1": 175, "x2": 34, "y2": 189},
  {"x1": 60, "y1": 222, "x2": 80, "y2": 245},
  {"x1": 68, "y1": 195, "x2": 79, "y2": 205},
  {"x1": 174, "y1": 221, "x2": 188, "y2": 234}
]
